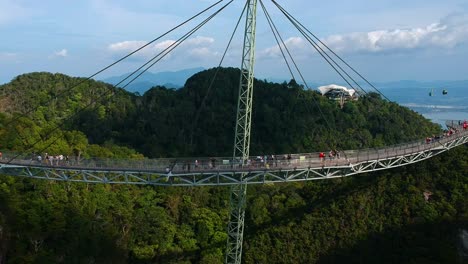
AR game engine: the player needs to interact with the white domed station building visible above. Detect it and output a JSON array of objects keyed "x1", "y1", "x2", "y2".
[{"x1": 318, "y1": 84, "x2": 359, "y2": 108}]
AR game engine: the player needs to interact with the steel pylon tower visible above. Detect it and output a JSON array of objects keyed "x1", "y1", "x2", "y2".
[{"x1": 226, "y1": 0, "x2": 258, "y2": 263}]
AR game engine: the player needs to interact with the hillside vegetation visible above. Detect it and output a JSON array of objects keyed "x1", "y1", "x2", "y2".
[{"x1": 0, "y1": 69, "x2": 466, "y2": 263}]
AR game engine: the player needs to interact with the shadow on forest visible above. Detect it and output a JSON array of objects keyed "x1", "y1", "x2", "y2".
[
  {"x1": 246, "y1": 169, "x2": 385, "y2": 232},
  {"x1": 317, "y1": 219, "x2": 468, "y2": 264},
  {"x1": 243, "y1": 153, "x2": 467, "y2": 263},
  {"x1": 246, "y1": 154, "x2": 448, "y2": 234}
]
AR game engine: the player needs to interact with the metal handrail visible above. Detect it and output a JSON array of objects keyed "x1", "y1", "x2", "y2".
[{"x1": 1, "y1": 123, "x2": 467, "y2": 173}]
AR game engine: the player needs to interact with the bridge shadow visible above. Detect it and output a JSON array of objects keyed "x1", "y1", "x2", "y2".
[
  {"x1": 244, "y1": 146, "x2": 460, "y2": 232},
  {"x1": 316, "y1": 219, "x2": 467, "y2": 264},
  {"x1": 245, "y1": 169, "x2": 385, "y2": 230},
  {"x1": 243, "y1": 146, "x2": 468, "y2": 263}
]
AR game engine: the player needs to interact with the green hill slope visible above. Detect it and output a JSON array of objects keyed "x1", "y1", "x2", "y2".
[{"x1": 0, "y1": 69, "x2": 466, "y2": 263}]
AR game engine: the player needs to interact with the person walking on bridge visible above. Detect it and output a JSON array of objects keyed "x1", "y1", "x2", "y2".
[{"x1": 319, "y1": 152, "x2": 325, "y2": 163}]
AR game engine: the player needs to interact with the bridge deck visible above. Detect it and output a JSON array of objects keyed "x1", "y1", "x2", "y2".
[{"x1": 0, "y1": 123, "x2": 467, "y2": 186}]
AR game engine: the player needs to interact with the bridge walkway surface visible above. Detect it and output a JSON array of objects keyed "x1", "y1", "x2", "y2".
[{"x1": 0, "y1": 122, "x2": 467, "y2": 186}]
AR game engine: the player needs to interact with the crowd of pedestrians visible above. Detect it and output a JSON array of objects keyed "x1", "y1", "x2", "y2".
[
  {"x1": 1, "y1": 121, "x2": 466, "y2": 174},
  {"x1": 40, "y1": 153, "x2": 70, "y2": 166},
  {"x1": 165, "y1": 150, "x2": 349, "y2": 174},
  {"x1": 426, "y1": 120, "x2": 467, "y2": 144}
]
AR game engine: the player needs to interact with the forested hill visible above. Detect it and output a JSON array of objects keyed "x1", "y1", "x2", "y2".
[
  {"x1": 0, "y1": 69, "x2": 441, "y2": 158},
  {"x1": 0, "y1": 69, "x2": 466, "y2": 263}
]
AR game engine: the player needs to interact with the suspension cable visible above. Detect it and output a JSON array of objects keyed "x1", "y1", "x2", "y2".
[
  {"x1": 269, "y1": 2, "x2": 360, "y2": 95},
  {"x1": 272, "y1": 0, "x2": 391, "y2": 101},
  {"x1": 260, "y1": 0, "x2": 339, "y2": 150},
  {"x1": 271, "y1": 0, "x2": 366, "y2": 95},
  {"x1": 4, "y1": 1, "x2": 234, "y2": 164},
  {"x1": 189, "y1": 1, "x2": 249, "y2": 149},
  {"x1": 259, "y1": 1, "x2": 295, "y2": 80},
  {"x1": 116, "y1": 1, "x2": 234, "y2": 90},
  {"x1": 3, "y1": 0, "x2": 224, "y2": 128}
]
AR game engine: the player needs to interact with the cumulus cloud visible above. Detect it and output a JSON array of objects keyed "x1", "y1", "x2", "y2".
[
  {"x1": 54, "y1": 49, "x2": 68, "y2": 57},
  {"x1": 260, "y1": 13, "x2": 468, "y2": 57},
  {"x1": 259, "y1": 37, "x2": 307, "y2": 59},
  {"x1": 108, "y1": 40, "x2": 147, "y2": 52},
  {"x1": 185, "y1": 36, "x2": 215, "y2": 46},
  {"x1": 108, "y1": 40, "x2": 173, "y2": 60},
  {"x1": 107, "y1": 36, "x2": 217, "y2": 60},
  {"x1": 326, "y1": 13, "x2": 468, "y2": 53}
]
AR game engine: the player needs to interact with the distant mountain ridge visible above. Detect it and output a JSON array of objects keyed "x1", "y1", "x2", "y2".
[
  {"x1": 101, "y1": 67, "x2": 204, "y2": 94},
  {"x1": 264, "y1": 78, "x2": 468, "y2": 91},
  {"x1": 100, "y1": 69, "x2": 468, "y2": 112}
]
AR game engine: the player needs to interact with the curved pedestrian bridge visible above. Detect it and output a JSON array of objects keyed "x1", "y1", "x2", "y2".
[{"x1": 0, "y1": 121, "x2": 467, "y2": 186}]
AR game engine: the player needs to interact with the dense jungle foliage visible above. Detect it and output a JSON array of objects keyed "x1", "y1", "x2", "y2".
[{"x1": 0, "y1": 69, "x2": 466, "y2": 263}]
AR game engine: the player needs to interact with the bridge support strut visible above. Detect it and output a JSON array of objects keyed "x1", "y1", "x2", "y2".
[{"x1": 226, "y1": 0, "x2": 258, "y2": 263}]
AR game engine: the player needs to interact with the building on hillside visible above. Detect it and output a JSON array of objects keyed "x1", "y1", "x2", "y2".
[{"x1": 318, "y1": 84, "x2": 358, "y2": 108}]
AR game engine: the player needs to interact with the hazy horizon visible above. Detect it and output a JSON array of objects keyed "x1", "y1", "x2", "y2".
[{"x1": 2, "y1": 68, "x2": 468, "y2": 86}]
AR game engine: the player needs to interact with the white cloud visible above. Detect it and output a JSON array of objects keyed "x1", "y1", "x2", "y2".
[
  {"x1": 260, "y1": 13, "x2": 468, "y2": 57},
  {"x1": 325, "y1": 23, "x2": 449, "y2": 53},
  {"x1": 185, "y1": 36, "x2": 215, "y2": 46},
  {"x1": 107, "y1": 36, "x2": 217, "y2": 60},
  {"x1": 108, "y1": 40, "x2": 174, "y2": 61},
  {"x1": 326, "y1": 13, "x2": 468, "y2": 53},
  {"x1": 54, "y1": 49, "x2": 68, "y2": 57},
  {"x1": 259, "y1": 37, "x2": 307, "y2": 59},
  {"x1": 109, "y1": 41, "x2": 148, "y2": 52},
  {"x1": 154, "y1": 40, "x2": 177, "y2": 51},
  {"x1": 47, "y1": 49, "x2": 68, "y2": 59}
]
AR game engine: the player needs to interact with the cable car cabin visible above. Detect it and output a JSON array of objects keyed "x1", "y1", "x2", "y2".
[
  {"x1": 429, "y1": 88, "x2": 434, "y2": 96},
  {"x1": 429, "y1": 88, "x2": 448, "y2": 96}
]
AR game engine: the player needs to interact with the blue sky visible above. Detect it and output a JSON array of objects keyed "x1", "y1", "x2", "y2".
[{"x1": 1, "y1": 0, "x2": 468, "y2": 84}]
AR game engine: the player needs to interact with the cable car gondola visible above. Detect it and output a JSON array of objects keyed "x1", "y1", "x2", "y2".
[{"x1": 428, "y1": 88, "x2": 448, "y2": 96}]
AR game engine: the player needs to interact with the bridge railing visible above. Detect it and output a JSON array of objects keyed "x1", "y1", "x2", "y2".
[
  {"x1": 1, "y1": 124, "x2": 467, "y2": 173},
  {"x1": 350, "y1": 127, "x2": 467, "y2": 163},
  {"x1": 446, "y1": 120, "x2": 466, "y2": 129}
]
